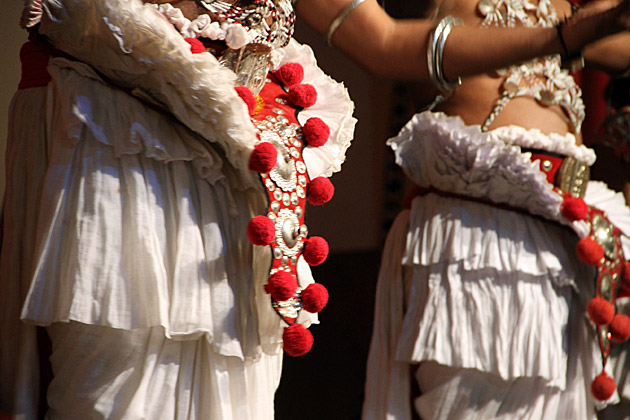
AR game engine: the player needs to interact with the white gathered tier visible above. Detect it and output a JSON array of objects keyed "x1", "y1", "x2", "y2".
[
  {"x1": 0, "y1": 0, "x2": 356, "y2": 418},
  {"x1": 362, "y1": 111, "x2": 630, "y2": 420}
]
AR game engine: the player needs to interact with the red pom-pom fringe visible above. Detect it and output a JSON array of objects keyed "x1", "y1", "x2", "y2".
[
  {"x1": 561, "y1": 196, "x2": 589, "y2": 221},
  {"x1": 283, "y1": 324, "x2": 314, "y2": 356},
  {"x1": 576, "y1": 237, "x2": 604, "y2": 266},
  {"x1": 249, "y1": 142, "x2": 278, "y2": 173},
  {"x1": 184, "y1": 38, "x2": 206, "y2": 54},
  {"x1": 302, "y1": 283, "x2": 329, "y2": 313},
  {"x1": 247, "y1": 215, "x2": 276, "y2": 246},
  {"x1": 587, "y1": 296, "x2": 615, "y2": 325},
  {"x1": 591, "y1": 372, "x2": 616, "y2": 401},
  {"x1": 303, "y1": 236, "x2": 329, "y2": 266},
  {"x1": 276, "y1": 63, "x2": 304, "y2": 87},
  {"x1": 307, "y1": 177, "x2": 334, "y2": 205},
  {"x1": 235, "y1": 86, "x2": 257, "y2": 115},
  {"x1": 288, "y1": 84, "x2": 317, "y2": 108},
  {"x1": 610, "y1": 313, "x2": 630, "y2": 342},
  {"x1": 302, "y1": 117, "x2": 329, "y2": 147},
  {"x1": 265, "y1": 271, "x2": 298, "y2": 301}
]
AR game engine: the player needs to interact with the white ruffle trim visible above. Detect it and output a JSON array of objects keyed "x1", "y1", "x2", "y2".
[
  {"x1": 40, "y1": 0, "x2": 259, "y2": 183},
  {"x1": 488, "y1": 124, "x2": 596, "y2": 165},
  {"x1": 389, "y1": 111, "x2": 630, "y2": 242},
  {"x1": 389, "y1": 111, "x2": 563, "y2": 222},
  {"x1": 154, "y1": 4, "x2": 257, "y2": 49},
  {"x1": 48, "y1": 58, "x2": 230, "y2": 186},
  {"x1": 278, "y1": 41, "x2": 357, "y2": 179}
]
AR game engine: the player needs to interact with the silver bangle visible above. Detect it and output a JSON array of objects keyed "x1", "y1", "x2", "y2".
[
  {"x1": 427, "y1": 16, "x2": 462, "y2": 93},
  {"x1": 326, "y1": 0, "x2": 366, "y2": 46}
]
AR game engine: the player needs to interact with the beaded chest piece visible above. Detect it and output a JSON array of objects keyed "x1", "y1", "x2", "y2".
[
  {"x1": 198, "y1": 0, "x2": 295, "y2": 49},
  {"x1": 478, "y1": 0, "x2": 585, "y2": 132}
]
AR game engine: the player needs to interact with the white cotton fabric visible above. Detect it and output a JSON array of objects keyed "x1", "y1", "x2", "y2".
[
  {"x1": 363, "y1": 111, "x2": 630, "y2": 420},
  {"x1": 20, "y1": 59, "x2": 276, "y2": 359},
  {"x1": 37, "y1": 0, "x2": 356, "y2": 184},
  {"x1": 1, "y1": 1, "x2": 356, "y2": 418},
  {"x1": 45, "y1": 322, "x2": 282, "y2": 420}
]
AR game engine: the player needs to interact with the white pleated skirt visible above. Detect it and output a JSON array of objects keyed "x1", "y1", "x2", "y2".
[
  {"x1": 363, "y1": 198, "x2": 603, "y2": 420},
  {"x1": 0, "y1": 59, "x2": 286, "y2": 419}
]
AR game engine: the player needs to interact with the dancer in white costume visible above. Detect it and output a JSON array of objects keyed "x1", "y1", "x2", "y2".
[
  {"x1": 3, "y1": 0, "x2": 630, "y2": 418},
  {"x1": 0, "y1": 0, "x2": 356, "y2": 418},
  {"x1": 330, "y1": 0, "x2": 630, "y2": 418},
  {"x1": 296, "y1": 0, "x2": 630, "y2": 419}
]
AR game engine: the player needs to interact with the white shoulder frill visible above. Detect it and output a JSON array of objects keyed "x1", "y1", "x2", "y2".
[
  {"x1": 389, "y1": 111, "x2": 565, "y2": 223},
  {"x1": 38, "y1": 0, "x2": 355, "y2": 183},
  {"x1": 277, "y1": 40, "x2": 357, "y2": 179},
  {"x1": 39, "y1": 0, "x2": 258, "y2": 185}
]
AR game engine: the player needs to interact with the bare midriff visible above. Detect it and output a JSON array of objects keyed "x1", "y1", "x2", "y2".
[{"x1": 430, "y1": 0, "x2": 581, "y2": 142}]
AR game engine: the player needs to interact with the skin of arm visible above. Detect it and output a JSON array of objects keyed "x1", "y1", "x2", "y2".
[
  {"x1": 584, "y1": 32, "x2": 630, "y2": 75},
  {"x1": 296, "y1": 0, "x2": 630, "y2": 81}
]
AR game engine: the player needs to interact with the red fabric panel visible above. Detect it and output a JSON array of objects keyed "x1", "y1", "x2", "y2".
[{"x1": 18, "y1": 41, "x2": 51, "y2": 90}]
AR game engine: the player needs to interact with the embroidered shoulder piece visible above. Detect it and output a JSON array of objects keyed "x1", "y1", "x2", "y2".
[{"x1": 478, "y1": 0, "x2": 585, "y2": 133}]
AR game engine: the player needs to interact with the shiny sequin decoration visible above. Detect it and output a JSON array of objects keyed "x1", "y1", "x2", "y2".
[
  {"x1": 593, "y1": 214, "x2": 616, "y2": 260},
  {"x1": 599, "y1": 326, "x2": 611, "y2": 354},
  {"x1": 600, "y1": 273, "x2": 613, "y2": 301},
  {"x1": 272, "y1": 289, "x2": 302, "y2": 319},
  {"x1": 274, "y1": 208, "x2": 307, "y2": 258}
]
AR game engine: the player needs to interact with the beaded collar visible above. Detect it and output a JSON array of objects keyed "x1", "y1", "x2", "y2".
[
  {"x1": 155, "y1": 0, "x2": 294, "y2": 50},
  {"x1": 199, "y1": 0, "x2": 295, "y2": 49},
  {"x1": 478, "y1": 0, "x2": 585, "y2": 133}
]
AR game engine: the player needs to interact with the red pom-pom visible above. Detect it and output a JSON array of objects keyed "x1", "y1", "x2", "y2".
[
  {"x1": 591, "y1": 372, "x2": 616, "y2": 401},
  {"x1": 247, "y1": 215, "x2": 276, "y2": 246},
  {"x1": 303, "y1": 236, "x2": 329, "y2": 266},
  {"x1": 587, "y1": 296, "x2": 615, "y2": 325},
  {"x1": 561, "y1": 196, "x2": 589, "y2": 221},
  {"x1": 302, "y1": 117, "x2": 329, "y2": 147},
  {"x1": 307, "y1": 177, "x2": 334, "y2": 205},
  {"x1": 287, "y1": 84, "x2": 317, "y2": 108},
  {"x1": 249, "y1": 142, "x2": 278, "y2": 173},
  {"x1": 276, "y1": 63, "x2": 304, "y2": 87},
  {"x1": 265, "y1": 271, "x2": 298, "y2": 301},
  {"x1": 610, "y1": 313, "x2": 630, "y2": 342},
  {"x1": 576, "y1": 237, "x2": 604, "y2": 266},
  {"x1": 302, "y1": 283, "x2": 329, "y2": 313},
  {"x1": 184, "y1": 38, "x2": 206, "y2": 54},
  {"x1": 235, "y1": 86, "x2": 257, "y2": 115},
  {"x1": 283, "y1": 324, "x2": 314, "y2": 356}
]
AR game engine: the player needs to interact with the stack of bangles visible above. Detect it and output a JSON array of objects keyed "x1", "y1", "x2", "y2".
[{"x1": 427, "y1": 16, "x2": 462, "y2": 93}]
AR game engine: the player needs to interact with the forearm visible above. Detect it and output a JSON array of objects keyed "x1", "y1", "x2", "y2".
[
  {"x1": 584, "y1": 33, "x2": 630, "y2": 75},
  {"x1": 297, "y1": 0, "x2": 629, "y2": 81}
]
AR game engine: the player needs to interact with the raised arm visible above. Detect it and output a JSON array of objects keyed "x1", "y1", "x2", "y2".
[
  {"x1": 584, "y1": 32, "x2": 630, "y2": 75},
  {"x1": 296, "y1": 0, "x2": 630, "y2": 81}
]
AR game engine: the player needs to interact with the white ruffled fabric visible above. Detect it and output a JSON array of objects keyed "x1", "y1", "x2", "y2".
[
  {"x1": 19, "y1": 59, "x2": 276, "y2": 358},
  {"x1": 1, "y1": 0, "x2": 355, "y2": 418},
  {"x1": 39, "y1": 0, "x2": 260, "y2": 185},
  {"x1": 363, "y1": 111, "x2": 630, "y2": 420},
  {"x1": 37, "y1": 0, "x2": 355, "y2": 184}
]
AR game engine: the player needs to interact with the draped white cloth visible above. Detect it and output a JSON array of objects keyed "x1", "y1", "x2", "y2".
[
  {"x1": 0, "y1": 0, "x2": 356, "y2": 418},
  {"x1": 363, "y1": 111, "x2": 630, "y2": 420}
]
